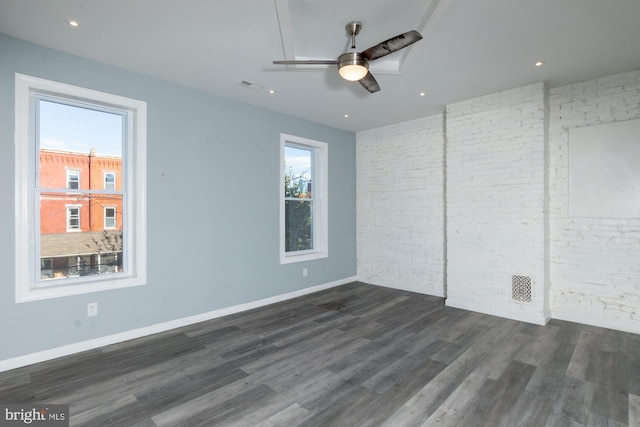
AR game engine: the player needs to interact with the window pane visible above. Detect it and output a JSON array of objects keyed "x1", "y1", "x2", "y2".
[
  {"x1": 285, "y1": 199, "x2": 313, "y2": 252},
  {"x1": 37, "y1": 99, "x2": 124, "y2": 283},
  {"x1": 99, "y1": 253, "x2": 121, "y2": 274},
  {"x1": 284, "y1": 145, "x2": 314, "y2": 253},
  {"x1": 39, "y1": 228, "x2": 123, "y2": 280},
  {"x1": 39, "y1": 193, "x2": 123, "y2": 281},
  {"x1": 105, "y1": 173, "x2": 116, "y2": 191},
  {"x1": 284, "y1": 146, "x2": 312, "y2": 198},
  {"x1": 105, "y1": 206, "x2": 116, "y2": 229},
  {"x1": 67, "y1": 170, "x2": 79, "y2": 189},
  {"x1": 68, "y1": 208, "x2": 80, "y2": 230},
  {"x1": 38, "y1": 99, "x2": 123, "y2": 157}
]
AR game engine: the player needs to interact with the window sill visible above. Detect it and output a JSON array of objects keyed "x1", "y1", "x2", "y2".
[
  {"x1": 16, "y1": 275, "x2": 146, "y2": 303},
  {"x1": 280, "y1": 250, "x2": 328, "y2": 265}
]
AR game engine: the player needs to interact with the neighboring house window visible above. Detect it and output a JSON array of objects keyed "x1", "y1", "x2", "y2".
[
  {"x1": 105, "y1": 207, "x2": 116, "y2": 229},
  {"x1": 66, "y1": 205, "x2": 81, "y2": 231},
  {"x1": 14, "y1": 73, "x2": 147, "y2": 302},
  {"x1": 41, "y1": 258, "x2": 53, "y2": 280},
  {"x1": 67, "y1": 170, "x2": 80, "y2": 189},
  {"x1": 280, "y1": 134, "x2": 328, "y2": 264},
  {"x1": 104, "y1": 172, "x2": 116, "y2": 191}
]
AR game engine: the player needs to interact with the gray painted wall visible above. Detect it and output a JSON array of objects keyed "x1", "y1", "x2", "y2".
[{"x1": 0, "y1": 33, "x2": 356, "y2": 361}]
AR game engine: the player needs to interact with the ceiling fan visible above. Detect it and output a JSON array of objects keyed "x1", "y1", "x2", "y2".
[{"x1": 273, "y1": 21, "x2": 423, "y2": 93}]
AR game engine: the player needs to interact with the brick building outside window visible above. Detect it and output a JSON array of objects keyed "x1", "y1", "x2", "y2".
[{"x1": 39, "y1": 148, "x2": 123, "y2": 279}]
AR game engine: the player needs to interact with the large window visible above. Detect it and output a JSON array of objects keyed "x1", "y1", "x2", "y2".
[
  {"x1": 15, "y1": 74, "x2": 147, "y2": 302},
  {"x1": 280, "y1": 134, "x2": 328, "y2": 264}
]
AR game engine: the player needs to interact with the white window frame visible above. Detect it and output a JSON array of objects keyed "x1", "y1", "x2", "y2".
[
  {"x1": 104, "y1": 206, "x2": 116, "y2": 229},
  {"x1": 67, "y1": 169, "x2": 80, "y2": 189},
  {"x1": 104, "y1": 172, "x2": 116, "y2": 191},
  {"x1": 280, "y1": 133, "x2": 328, "y2": 264},
  {"x1": 66, "y1": 204, "x2": 82, "y2": 232},
  {"x1": 15, "y1": 73, "x2": 147, "y2": 302}
]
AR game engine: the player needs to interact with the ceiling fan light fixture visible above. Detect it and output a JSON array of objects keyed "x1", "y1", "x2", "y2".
[{"x1": 338, "y1": 52, "x2": 368, "y2": 81}]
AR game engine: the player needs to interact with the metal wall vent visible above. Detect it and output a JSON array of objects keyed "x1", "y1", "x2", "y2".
[{"x1": 511, "y1": 275, "x2": 532, "y2": 303}]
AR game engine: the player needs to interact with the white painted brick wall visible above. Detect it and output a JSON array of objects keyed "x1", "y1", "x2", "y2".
[
  {"x1": 446, "y1": 83, "x2": 548, "y2": 324},
  {"x1": 549, "y1": 70, "x2": 640, "y2": 333},
  {"x1": 356, "y1": 115, "x2": 445, "y2": 296},
  {"x1": 356, "y1": 71, "x2": 640, "y2": 332}
]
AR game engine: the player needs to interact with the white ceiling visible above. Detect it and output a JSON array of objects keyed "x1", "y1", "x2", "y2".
[{"x1": 1, "y1": 0, "x2": 639, "y2": 132}]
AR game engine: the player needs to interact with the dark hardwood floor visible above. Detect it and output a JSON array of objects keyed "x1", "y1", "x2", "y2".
[{"x1": 1, "y1": 282, "x2": 639, "y2": 426}]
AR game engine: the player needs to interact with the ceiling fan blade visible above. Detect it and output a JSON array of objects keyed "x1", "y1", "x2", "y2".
[
  {"x1": 273, "y1": 59, "x2": 339, "y2": 65},
  {"x1": 361, "y1": 30, "x2": 423, "y2": 61},
  {"x1": 359, "y1": 72, "x2": 380, "y2": 93}
]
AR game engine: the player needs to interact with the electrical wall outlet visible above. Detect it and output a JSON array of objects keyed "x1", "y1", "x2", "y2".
[
  {"x1": 303, "y1": 268, "x2": 308, "y2": 277},
  {"x1": 87, "y1": 302, "x2": 98, "y2": 317}
]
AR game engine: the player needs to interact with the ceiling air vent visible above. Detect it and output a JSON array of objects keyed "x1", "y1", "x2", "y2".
[
  {"x1": 511, "y1": 275, "x2": 532, "y2": 303},
  {"x1": 239, "y1": 80, "x2": 264, "y2": 91}
]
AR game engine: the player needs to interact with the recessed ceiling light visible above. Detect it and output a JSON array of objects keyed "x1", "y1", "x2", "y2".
[
  {"x1": 66, "y1": 19, "x2": 80, "y2": 28},
  {"x1": 419, "y1": 92, "x2": 426, "y2": 97},
  {"x1": 535, "y1": 60, "x2": 545, "y2": 67},
  {"x1": 344, "y1": 114, "x2": 349, "y2": 118},
  {"x1": 268, "y1": 89, "x2": 276, "y2": 94}
]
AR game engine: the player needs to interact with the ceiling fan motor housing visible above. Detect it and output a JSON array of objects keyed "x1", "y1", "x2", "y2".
[{"x1": 338, "y1": 51, "x2": 368, "y2": 81}]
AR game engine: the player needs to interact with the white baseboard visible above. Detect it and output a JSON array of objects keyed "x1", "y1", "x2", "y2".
[
  {"x1": 0, "y1": 276, "x2": 356, "y2": 373},
  {"x1": 356, "y1": 277, "x2": 446, "y2": 298},
  {"x1": 445, "y1": 297, "x2": 549, "y2": 326},
  {"x1": 551, "y1": 310, "x2": 640, "y2": 335}
]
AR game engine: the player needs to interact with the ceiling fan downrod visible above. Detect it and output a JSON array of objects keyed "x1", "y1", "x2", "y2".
[{"x1": 345, "y1": 21, "x2": 362, "y2": 49}]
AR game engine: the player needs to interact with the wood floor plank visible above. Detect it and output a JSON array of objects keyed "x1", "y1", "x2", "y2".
[
  {"x1": 525, "y1": 341, "x2": 577, "y2": 402},
  {"x1": 460, "y1": 360, "x2": 538, "y2": 427},
  {"x1": 404, "y1": 346, "x2": 490, "y2": 416},
  {"x1": 177, "y1": 383, "x2": 276, "y2": 427},
  {"x1": 472, "y1": 331, "x2": 531, "y2": 380},
  {"x1": 361, "y1": 346, "x2": 441, "y2": 393},
  {"x1": 253, "y1": 403, "x2": 312, "y2": 427},
  {"x1": 497, "y1": 390, "x2": 552, "y2": 427},
  {"x1": 515, "y1": 325, "x2": 562, "y2": 367},
  {"x1": 586, "y1": 411, "x2": 627, "y2": 427},
  {"x1": 629, "y1": 393, "x2": 640, "y2": 427},
  {"x1": 297, "y1": 384, "x2": 382, "y2": 427},
  {"x1": 420, "y1": 372, "x2": 490, "y2": 427},
  {"x1": 627, "y1": 335, "x2": 640, "y2": 397},
  {"x1": 0, "y1": 281, "x2": 636, "y2": 426},
  {"x1": 240, "y1": 327, "x2": 349, "y2": 373},
  {"x1": 0, "y1": 369, "x2": 34, "y2": 402},
  {"x1": 296, "y1": 376, "x2": 359, "y2": 414},
  {"x1": 69, "y1": 393, "x2": 139, "y2": 427},
  {"x1": 260, "y1": 337, "x2": 370, "y2": 393},
  {"x1": 549, "y1": 375, "x2": 597, "y2": 426}
]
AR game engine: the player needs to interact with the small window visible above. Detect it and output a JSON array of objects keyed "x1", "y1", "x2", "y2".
[
  {"x1": 67, "y1": 205, "x2": 81, "y2": 231},
  {"x1": 105, "y1": 207, "x2": 116, "y2": 229},
  {"x1": 104, "y1": 172, "x2": 116, "y2": 191},
  {"x1": 67, "y1": 170, "x2": 80, "y2": 189},
  {"x1": 280, "y1": 134, "x2": 328, "y2": 264}
]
